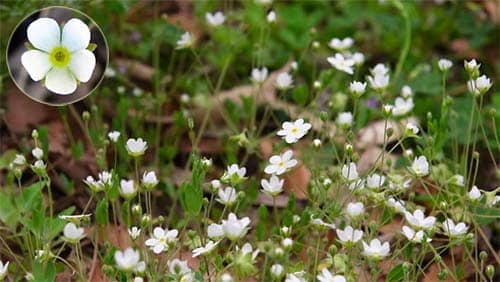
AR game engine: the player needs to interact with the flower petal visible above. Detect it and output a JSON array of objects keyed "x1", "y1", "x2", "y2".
[
  {"x1": 27, "y1": 18, "x2": 60, "y2": 52},
  {"x1": 69, "y1": 49, "x2": 96, "y2": 82},
  {"x1": 62, "y1": 18, "x2": 91, "y2": 52},
  {"x1": 21, "y1": 50, "x2": 51, "y2": 81},
  {"x1": 45, "y1": 67, "x2": 77, "y2": 95}
]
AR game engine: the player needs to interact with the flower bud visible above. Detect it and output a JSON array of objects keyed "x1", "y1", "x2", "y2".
[
  {"x1": 82, "y1": 111, "x2": 90, "y2": 121},
  {"x1": 319, "y1": 111, "x2": 328, "y2": 121},
  {"x1": 131, "y1": 204, "x2": 142, "y2": 217},
  {"x1": 438, "y1": 270, "x2": 448, "y2": 281},
  {"x1": 32, "y1": 129, "x2": 39, "y2": 139},
  {"x1": 141, "y1": 214, "x2": 151, "y2": 227},
  {"x1": 479, "y1": 251, "x2": 488, "y2": 261},
  {"x1": 486, "y1": 265, "x2": 495, "y2": 280}
]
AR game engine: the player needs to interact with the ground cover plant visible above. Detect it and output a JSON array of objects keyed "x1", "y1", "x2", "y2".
[{"x1": 0, "y1": 0, "x2": 499, "y2": 281}]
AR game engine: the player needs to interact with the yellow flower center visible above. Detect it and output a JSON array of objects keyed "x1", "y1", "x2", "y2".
[
  {"x1": 291, "y1": 127, "x2": 298, "y2": 133},
  {"x1": 49, "y1": 46, "x2": 71, "y2": 67}
]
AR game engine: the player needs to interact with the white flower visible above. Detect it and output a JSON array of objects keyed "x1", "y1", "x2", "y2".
[
  {"x1": 387, "y1": 198, "x2": 406, "y2": 213},
  {"x1": 207, "y1": 223, "x2": 224, "y2": 240},
  {"x1": 401, "y1": 85, "x2": 413, "y2": 98},
  {"x1": 222, "y1": 164, "x2": 247, "y2": 184},
  {"x1": 21, "y1": 18, "x2": 96, "y2": 95},
  {"x1": 33, "y1": 160, "x2": 46, "y2": 169},
  {"x1": 368, "y1": 64, "x2": 390, "y2": 90},
  {"x1": 449, "y1": 174, "x2": 464, "y2": 186},
  {"x1": 133, "y1": 278, "x2": 143, "y2": 282},
  {"x1": 341, "y1": 162, "x2": 358, "y2": 181},
  {"x1": 261, "y1": 175, "x2": 284, "y2": 196},
  {"x1": 270, "y1": 264, "x2": 284, "y2": 278},
  {"x1": 405, "y1": 209, "x2": 436, "y2": 230},
  {"x1": 311, "y1": 217, "x2": 336, "y2": 230},
  {"x1": 336, "y1": 225, "x2": 363, "y2": 244},
  {"x1": 251, "y1": 67, "x2": 268, "y2": 83},
  {"x1": 142, "y1": 171, "x2": 158, "y2": 189},
  {"x1": 13, "y1": 154, "x2": 26, "y2": 165},
  {"x1": 402, "y1": 225, "x2": 431, "y2": 243},
  {"x1": 405, "y1": 123, "x2": 419, "y2": 135},
  {"x1": 327, "y1": 53, "x2": 355, "y2": 75},
  {"x1": 108, "y1": 131, "x2": 120, "y2": 143},
  {"x1": 313, "y1": 139, "x2": 322, "y2": 147},
  {"x1": 349, "y1": 81, "x2": 366, "y2": 96},
  {"x1": 63, "y1": 222, "x2": 85, "y2": 243},
  {"x1": 291, "y1": 61, "x2": 298, "y2": 70},
  {"x1": 313, "y1": 80, "x2": 322, "y2": 89},
  {"x1": 201, "y1": 157, "x2": 212, "y2": 168},
  {"x1": 366, "y1": 173, "x2": 385, "y2": 189},
  {"x1": 176, "y1": 32, "x2": 194, "y2": 49},
  {"x1": 128, "y1": 226, "x2": 141, "y2": 240},
  {"x1": 180, "y1": 93, "x2": 190, "y2": 104},
  {"x1": 120, "y1": 179, "x2": 136, "y2": 199},
  {"x1": 346, "y1": 202, "x2": 365, "y2": 217},
  {"x1": 328, "y1": 37, "x2": 353, "y2": 51},
  {"x1": 277, "y1": 119, "x2": 312, "y2": 144},
  {"x1": 145, "y1": 227, "x2": 179, "y2": 254},
  {"x1": 98, "y1": 171, "x2": 112, "y2": 186},
  {"x1": 468, "y1": 75, "x2": 492, "y2": 96},
  {"x1": 167, "y1": 259, "x2": 191, "y2": 276},
  {"x1": 32, "y1": 147, "x2": 43, "y2": 159},
  {"x1": 206, "y1": 11, "x2": 225, "y2": 26},
  {"x1": 438, "y1": 58, "x2": 453, "y2": 71},
  {"x1": 411, "y1": 156, "x2": 429, "y2": 177},
  {"x1": 351, "y1": 52, "x2": 365, "y2": 65},
  {"x1": 115, "y1": 248, "x2": 145, "y2": 272},
  {"x1": 362, "y1": 239, "x2": 390, "y2": 259},
  {"x1": 281, "y1": 237, "x2": 293, "y2": 249},
  {"x1": 382, "y1": 104, "x2": 394, "y2": 116},
  {"x1": 192, "y1": 240, "x2": 219, "y2": 257},
  {"x1": 264, "y1": 150, "x2": 298, "y2": 175},
  {"x1": 210, "y1": 179, "x2": 222, "y2": 190},
  {"x1": 133, "y1": 88, "x2": 143, "y2": 97},
  {"x1": 267, "y1": 10, "x2": 277, "y2": 23},
  {"x1": 464, "y1": 59, "x2": 480, "y2": 73},
  {"x1": 392, "y1": 97, "x2": 414, "y2": 116},
  {"x1": 442, "y1": 219, "x2": 468, "y2": 237},
  {"x1": 126, "y1": 138, "x2": 147, "y2": 157},
  {"x1": 239, "y1": 242, "x2": 260, "y2": 261},
  {"x1": 220, "y1": 273, "x2": 233, "y2": 282},
  {"x1": 468, "y1": 185, "x2": 481, "y2": 200},
  {"x1": 275, "y1": 72, "x2": 293, "y2": 89},
  {"x1": 317, "y1": 268, "x2": 346, "y2": 282},
  {"x1": 84, "y1": 176, "x2": 103, "y2": 192},
  {"x1": 286, "y1": 272, "x2": 307, "y2": 282},
  {"x1": 217, "y1": 187, "x2": 238, "y2": 206},
  {"x1": 222, "y1": 213, "x2": 251, "y2": 240},
  {"x1": 104, "y1": 66, "x2": 116, "y2": 77},
  {"x1": 0, "y1": 260, "x2": 9, "y2": 280},
  {"x1": 336, "y1": 112, "x2": 353, "y2": 127}
]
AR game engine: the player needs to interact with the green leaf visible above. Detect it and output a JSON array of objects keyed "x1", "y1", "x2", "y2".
[
  {"x1": 96, "y1": 199, "x2": 109, "y2": 225},
  {"x1": 0, "y1": 149, "x2": 17, "y2": 169},
  {"x1": 180, "y1": 154, "x2": 205, "y2": 216},
  {"x1": 291, "y1": 84, "x2": 308, "y2": 106},
  {"x1": 71, "y1": 141, "x2": 84, "y2": 160},
  {"x1": 0, "y1": 191, "x2": 18, "y2": 228},
  {"x1": 17, "y1": 181, "x2": 44, "y2": 213},
  {"x1": 386, "y1": 264, "x2": 404, "y2": 282},
  {"x1": 470, "y1": 205, "x2": 500, "y2": 225}
]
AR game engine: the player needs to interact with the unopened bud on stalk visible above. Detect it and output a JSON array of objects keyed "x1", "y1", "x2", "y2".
[
  {"x1": 141, "y1": 214, "x2": 151, "y2": 226},
  {"x1": 479, "y1": 251, "x2": 488, "y2": 261},
  {"x1": 486, "y1": 265, "x2": 495, "y2": 280},
  {"x1": 82, "y1": 111, "x2": 90, "y2": 121},
  {"x1": 320, "y1": 111, "x2": 328, "y2": 121},
  {"x1": 131, "y1": 204, "x2": 142, "y2": 217},
  {"x1": 32, "y1": 129, "x2": 39, "y2": 139}
]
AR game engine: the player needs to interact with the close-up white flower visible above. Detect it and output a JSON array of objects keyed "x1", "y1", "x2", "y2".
[
  {"x1": 13, "y1": 154, "x2": 26, "y2": 165},
  {"x1": 366, "y1": 173, "x2": 385, "y2": 189},
  {"x1": 144, "y1": 227, "x2": 179, "y2": 254},
  {"x1": 387, "y1": 197, "x2": 406, "y2": 213},
  {"x1": 404, "y1": 209, "x2": 436, "y2": 230},
  {"x1": 128, "y1": 226, "x2": 141, "y2": 240},
  {"x1": 167, "y1": 258, "x2": 191, "y2": 276},
  {"x1": 362, "y1": 238, "x2": 390, "y2": 259},
  {"x1": 317, "y1": 268, "x2": 346, "y2": 282},
  {"x1": 367, "y1": 63, "x2": 390, "y2": 90},
  {"x1": 264, "y1": 150, "x2": 298, "y2": 175},
  {"x1": 119, "y1": 179, "x2": 136, "y2": 199},
  {"x1": 207, "y1": 223, "x2": 224, "y2": 240},
  {"x1": 467, "y1": 75, "x2": 492, "y2": 96},
  {"x1": 410, "y1": 155, "x2": 429, "y2": 177},
  {"x1": 275, "y1": 72, "x2": 293, "y2": 89},
  {"x1": 402, "y1": 225, "x2": 431, "y2": 243},
  {"x1": 438, "y1": 58, "x2": 453, "y2": 71},
  {"x1": 442, "y1": 218, "x2": 468, "y2": 237},
  {"x1": 206, "y1": 11, "x2": 225, "y2": 26},
  {"x1": 336, "y1": 111, "x2": 353, "y2": 127},
  {"x1": 222, "y1": 164, "x2": 247, "y2": 184},
  {"x1": 351, "y1": 52, "x2": 365, "y2": 65},
  {"x1": 349, "y1": 80, "x2": 366, "y2": 96},
  {"x1": 176, "y1": 32, "x2": 194, "y2": 49},
  {"x1": 341, "y1": 162, "x2": 358, "y2": 181},
  {"x1": 328, "y1": 37, "x2": 353, "y2": 51},
  {"x1": 251, "y1": 67, "x2": 268, "y2": 83},
  {"x1": 327, "y1": 53, "x2": 355, "y2": 74},
  {"x1": 401, "y1": 85, "x2": 413, "y2": 98},
  {"x1": 405, "y1": 123, "x2": 419, "y2": 135},
  {"x1": 192, "y1": 240, "x2": 220, "y2": 257},
  {"x1": 346, "y1": 202, "x2": 365, "y2": 217},
  {"x1": 63, "y1": 222, "x2": 85, "y2": 243},
  {"x1": 114, "y1": 248, "x2": 145, "y2": 272},
  {"x1": 392, "y1": 97, "x2": 414, "y2": 116},
  {"x1": 468, "y1": 185, "x2": 481, "y2": 200},
  {"x1": 267, "y1": 10, "x2": 276, "y2": 23},
  {"x1": 217, "y1": 186, "x2": 238, "y2": 206},
  {"x1": 261, "y1": 175, "x2": 285, "y2": 196},
  {"x1": 0, "y1": 260, "x2": 9, "y2": 280},
  {"x1": 277, "y1": 118, "x2": 312, "y2": 144},
  {"x1": 270, "y1": 264, "x2": 284, "y2": 278},
  {"x1": 108, "y1": 131, "x2": 120, "y2": 143},
  {"x1": 222, "y1": 213, "x2": 251, "y2": 240},
  {"x1": 21, "y1": 18, "x2": 96, "y2": 95},
  {"x1": 126, "y1": 138, "x2": 147, "y2": 157},
  {"x1": 142, "y1": 171, "x2": 158, "y2": 189},
  {"x1": 32, "y1": 147, "x2": 43, "y2": 159},
  {"x1": 336, "y1": 225, "x2": 363, "y2": 244}
]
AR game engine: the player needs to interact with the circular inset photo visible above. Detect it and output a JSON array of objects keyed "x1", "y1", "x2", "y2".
[{"x1": 6, "y1": 6, "x2": 108, "y2": 106}]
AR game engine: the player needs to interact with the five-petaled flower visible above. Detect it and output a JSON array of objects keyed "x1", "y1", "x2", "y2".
[
  {"x1": 264, "y1": 150, "x2": 298, "y2": 175},
  {"x1": 21, "y1": 18, "x2": 96, "y2": 95},
  {"x1": 277, "y1": 119, "x2": 312, "y2": 144}
]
